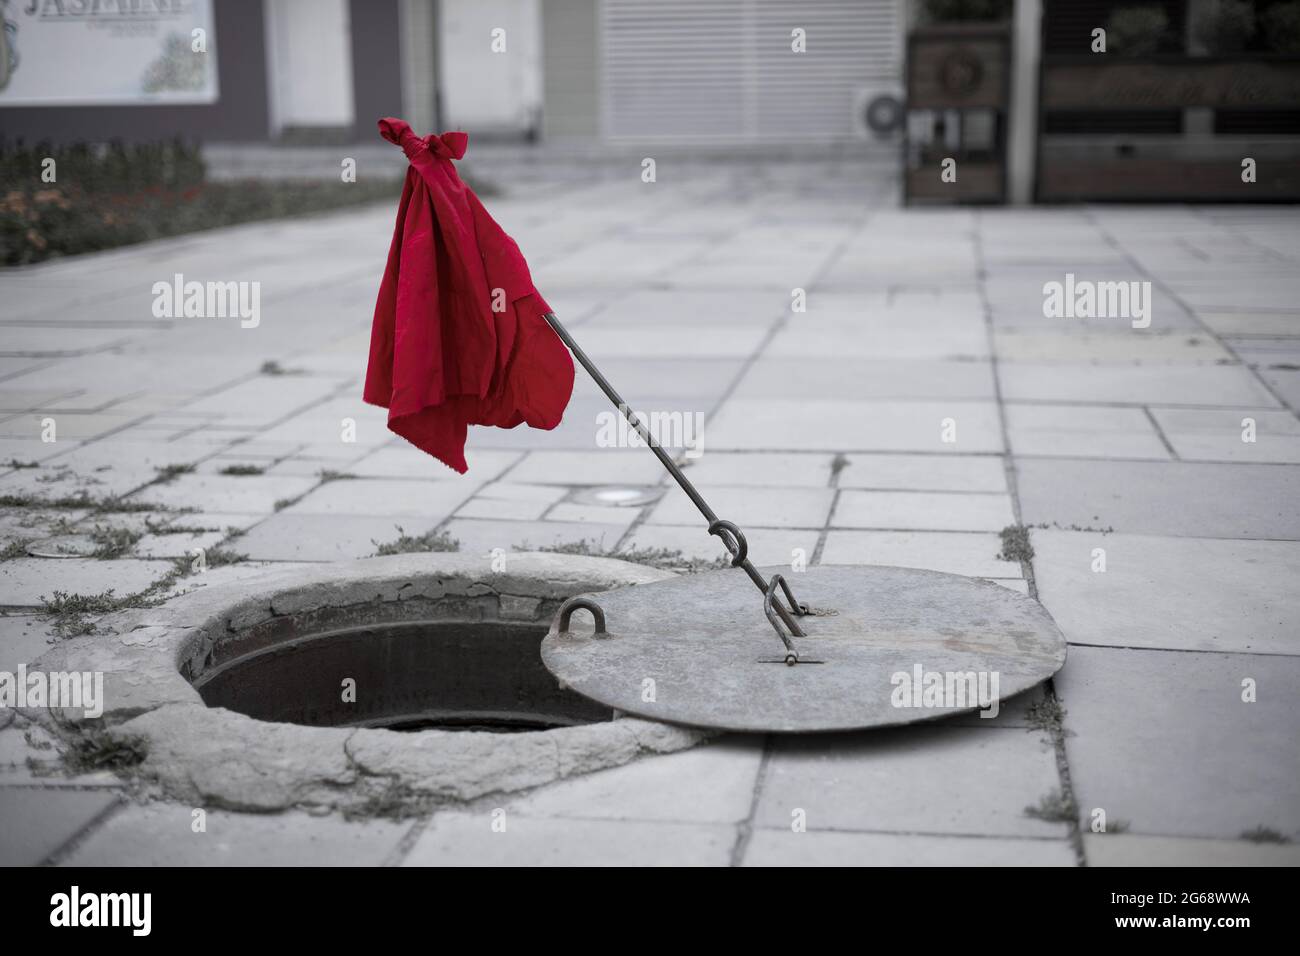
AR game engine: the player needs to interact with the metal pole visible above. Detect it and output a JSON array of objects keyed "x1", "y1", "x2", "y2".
[{"x1": 543, "y1": 311, "x2": 806, "y2": 642}]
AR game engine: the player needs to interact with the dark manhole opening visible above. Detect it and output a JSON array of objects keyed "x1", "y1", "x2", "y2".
[{"x1": 194, "y1": 621, "x2": 613, "y2": 733}]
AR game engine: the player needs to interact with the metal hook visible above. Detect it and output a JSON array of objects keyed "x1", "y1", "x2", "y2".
[
  {"x1": 708, "y1": 518, "x2": 748, "y2": 567},
  {"x1": 554, "y1": 596, "x2": 607, "y2": 636}
]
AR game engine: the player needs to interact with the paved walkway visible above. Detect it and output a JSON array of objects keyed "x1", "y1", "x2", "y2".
[{"x1": 1, "y1": 156, "x2": 1298, "y2": 865}]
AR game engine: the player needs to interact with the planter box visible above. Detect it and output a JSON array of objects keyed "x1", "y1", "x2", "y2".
[
  {"x1": 1038, "y1": 55, "x2": 1300, "y2": 201},
  {"x1": 905, "y1": 23, "x2": 1011, "y2": 205}
]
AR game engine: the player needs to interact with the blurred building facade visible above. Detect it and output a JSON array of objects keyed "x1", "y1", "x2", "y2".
[{"x1": 0, "y1": 0, "x2": 909, "y2": 146}]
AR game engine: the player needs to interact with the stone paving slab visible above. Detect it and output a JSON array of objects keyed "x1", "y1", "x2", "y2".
[
  {"x1": 561, "y1": 324, "x2": 769, "y2": 360},
  {"x1": 677, "y1": 452, "x2": 835, "y2": 488},
  {"x1": 402, "y1": 812, "x2": 734, "y2": 866},
  {"x1": 769, "y1": 324, "x2": 990, "y2": 361},
  {"x1": 995, "y1": 330, "x2": 1233, "y2": 364},
  {"x1": 1005, "y1": 404, "x2": 1171, "y2": 460},
  {"x1": 0, "y1": 614, "x2": 55, "y2": 671},
  {"x1": 731, "y1": 358, "x2": 997, "y2": 402},
  {"x1": 455, "y1": 482, "x2": 570, "y2": 521},
  {"x1": 1083, "y1": 833, "x2": 1300, "y2": 866},
  {"x1": 0, "y1": 412, "x2": 141, "y2": 441},
  {"x1": 742, "y1": 830, "x2": 1076, "y2": 866},
  {"x1": 647, "y1": 484, "x2": 834, "y2": 529},
  {"x1": 233, "y1": 514, "x2": 444, "y2": 562},
  {"x1": 283, "y1": 476, "x2": 480, "y2": 518},
  {"x1": 819, "y1": 530, "x2": 1020, "y2": 579},
  {"x1": 132, "y1": 473, "x2": 320, "y2": 514},
  {"x1": 1149, "y1": 407, "x2": 1300, "y2": 463},
  {"x1": 621, "y1": 524, "x2": 817, "y2": 568},
  {"x1": 133, "y1": 530, "x2": 227, "y2": 560},
  {"x1": 0, "y1": 557, "x2": 172, "y2": 607},
  {"x1": 503, "y1": 449, "x2": 664, "y2": 486},
  {"x1": 707, "y1": 399, "x2": 1004, "y2": 453},
  {"x1": 0, "y1": 788, "x2": 122, "y2": 865},
  {"x1": 1258, "y1": 367, "x2": 1300, "y2": 410},
  {"x1": 505, "y1": 739, "x2": 762, "y2": 824},
  {"x1": 571, "y1": 357, "x2": 745, "y2": 400},
  {"x1": 589, "y1": 289, "x2": 785, "y2": 326},
  {"x1": 1017, "y1": 459, "x2": 1300, "y2": 539},
  {"x1": 839, "y1": 453, "x2": 1007, "y2": 492},
  {"x1": 0, "y1": 463, "x2": 159, "y2": 502},
  {"x1": 442, "y1": 518, "x2": 629, "y2": 556},
  {"x1": 62, "y1": 802, "x2": 410, "y2": 867},
  {"x1": 755, "y1": 726, "x2": 1066, "y2": 839},
  {"x1": 349, "y1": 446, "x2": 521, "y2": 481},
  {"x1": 832, "y1": 490, "x2": 1016, "y2": 532},
  {"x1": 1056, "y1": 646, "x2": 1300, "y2": 840},
  {"x1": 1033, "y1": 531, "x2": 1300, "y2": 655},
  {"x1": 999, "y1": 364, "x2": 1279, "y2": 407}
]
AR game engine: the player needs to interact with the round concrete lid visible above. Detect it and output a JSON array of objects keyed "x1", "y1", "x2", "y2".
[{"x1": 541, "y1": 565, "x2": 1067, "y2": 733}]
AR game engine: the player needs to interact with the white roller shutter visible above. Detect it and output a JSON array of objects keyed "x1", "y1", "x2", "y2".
[{"x1": 600, "y1": 0, "x2": 902, "y2": 142}]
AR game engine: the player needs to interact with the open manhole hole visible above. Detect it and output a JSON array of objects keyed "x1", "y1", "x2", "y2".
[
  {"x1": 28, "y1": 554, "x2": 703, "y2": 811},
  {"x1": 193, "y1": 618, "x2": 613, "y2": 732}
]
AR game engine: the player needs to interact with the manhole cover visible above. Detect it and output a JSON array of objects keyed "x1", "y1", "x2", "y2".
[
  {"x1": 542, "y1": 565, "x2": 1067, "y2": 733},
  {"x1": 26, "y1": 534, "x2": 99, "y2": 558},
  {"x1": 570, "y1": 485, "x2": 663, "y2": 507}
]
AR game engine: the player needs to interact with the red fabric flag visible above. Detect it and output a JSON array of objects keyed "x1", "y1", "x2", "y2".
[{"x1": 364, "y1": 118, "x2": 574, "y2": 474}]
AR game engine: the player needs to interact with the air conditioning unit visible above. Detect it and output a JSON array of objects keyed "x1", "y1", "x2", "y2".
[{"x1": 852, "y1": 86, "x2": 905, "y2": 141}]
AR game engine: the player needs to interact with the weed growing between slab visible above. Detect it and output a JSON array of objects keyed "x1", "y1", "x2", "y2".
[
  {"x1": 154, "y1": 463, "x2": 197, "y2": 483},
  {"x1": 530, "y1": 539, "x2": 730, "y2": 574},
  {"x1": 0, "y1": 539, "x2": 29, "y2": 561},
  {"x1": 46, "y1": 715, "x2": 149, "y2": 775},
  {"x1": 1025, "y1": 789, "x2": 1076, "y2": 824},
  {"x1": 340, "y1": 780, "x2": 437, "y2": 822},
  {"x1": 142, "y1": 517, "x2": 221, "y2": 535},
  {"x1": 171, "y1": 546, "x2": 248, "y2": 574},
  {"x1": 1026, "y1": 694, "x2": 1072, "y2": 736},
  {"x1": 39, "y1": 537, "x2": 245, "y2": 636},
  {"x1": 218, "y1": 464, "x2": 265, "y2": 476},
  {"x1": 0, "y1": 491, "x2": 169, "y2": 513},
  {"x1": 996, "y1": 524, "x2": 1034, "y2": 563},
  {"x1": 1240, "y1": 825, "x2": 1291, "y2": 843},
  {"x1": 1033, "y1": 520, "x2": 1115, "y2": 535},
  {"x1": 372, "y1": 526, "x2": 460, "y2": 556},
  {"x1": 88, "y1": 524, "x2": 144, "y2": 560},
  {"x1": 39, "y1": 589, "x2": 156, "y2": 638}
]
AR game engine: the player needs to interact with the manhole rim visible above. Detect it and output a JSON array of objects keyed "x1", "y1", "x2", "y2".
[{"x1": 25, "y1": 552, "x2": 706, "y2": 812}]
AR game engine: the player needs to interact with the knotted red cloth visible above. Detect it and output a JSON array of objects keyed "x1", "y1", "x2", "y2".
[{"x1": 363, "y1": 118, "x2": 574, "y2": 474}]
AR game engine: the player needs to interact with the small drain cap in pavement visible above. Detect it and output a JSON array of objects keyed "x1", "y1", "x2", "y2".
[
  {"x1": 570, "y1": 486, "x2": 663, "y2": 507},
  {"x1": 541, "y1": 565, "x2": 1067, "y2": 734}
]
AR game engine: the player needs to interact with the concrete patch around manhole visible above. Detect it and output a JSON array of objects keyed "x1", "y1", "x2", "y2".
[{"x1": 23, "y1": 552, "x2": 706, "y2": 814}]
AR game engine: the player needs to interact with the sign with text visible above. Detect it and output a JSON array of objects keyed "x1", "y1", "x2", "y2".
[{"x1": 0, "y1": 0, "x2": 218, "y2": 106}]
